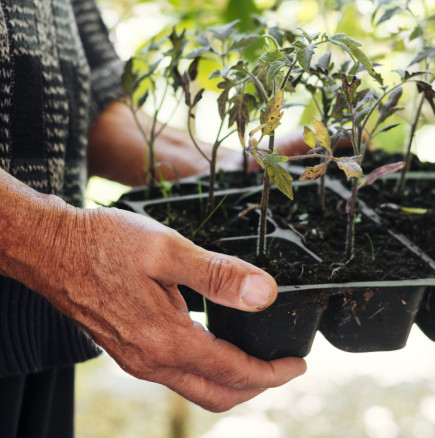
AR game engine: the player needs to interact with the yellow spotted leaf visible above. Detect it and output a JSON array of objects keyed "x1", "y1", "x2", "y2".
[
  {"x1": 312, "y1": 118, "x2": 331, "y2": 153},
  {"x1": 261, "y1": 90, "x2": 284, "y2": 136},
  {"x1": 335, "y1": 156, "x2": 363, "y2": 180},
  {"x1": 299, "y1": 162, "x2": 328, "y2": 181},
  {"x1": 303, "y1": 125, "x2": 316, "y2": 149}
]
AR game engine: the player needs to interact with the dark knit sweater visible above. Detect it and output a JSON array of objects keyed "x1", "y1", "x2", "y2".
[{"x1": 0, "y1": 0, "x2": 123, "y2": 377}]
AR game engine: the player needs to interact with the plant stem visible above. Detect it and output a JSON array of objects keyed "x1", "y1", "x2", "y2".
[
  {"x1": 206, "y1": 118, "x2": 225, "y2": 215},
  {"x1": 243, "y1": 70, "x2": 269, "y2": 104},
  {"x1": 131, "y1": 106, "x2": 154, "y2": 187},
  {"x1": 187, "y1": 106, "x2": 212, "y2": 163},
  {"x1": 396, "y1": 93, "x2": 425, "y2": 195},
  {"x1": 280, "y1": 60, "x2": 297, "y2": 91},
  {"x1": 345, "y1": 176, "x2": 359, "y2": 261},
  {"x1": 257, "y1": 135, "x2": 275, "y2": 260}
]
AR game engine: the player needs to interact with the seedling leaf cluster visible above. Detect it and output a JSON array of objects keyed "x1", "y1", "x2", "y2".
[{"x1": 121, "y1": 1, "x2": 435, "y2": 265}]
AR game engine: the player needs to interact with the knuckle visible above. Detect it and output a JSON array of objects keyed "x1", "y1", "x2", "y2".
[{"x1": 205, "y1": 256, "x2": 237, "y2": 300}]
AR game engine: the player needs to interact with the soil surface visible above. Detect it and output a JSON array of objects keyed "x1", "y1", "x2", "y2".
[{"x1": 139, "y1": 178, "x2": 434, "y2": 285}]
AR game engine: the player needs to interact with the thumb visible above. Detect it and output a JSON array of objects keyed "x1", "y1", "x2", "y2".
[{"x1": 161, "y1": 236, "x2": 278, "y2": 312}]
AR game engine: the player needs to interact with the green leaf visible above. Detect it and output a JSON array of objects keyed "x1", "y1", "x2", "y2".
[
  {"x1": 312, "y1": 118, "x2": 331, "y2": 153},
  {"x1": 372, "y1": 123, "x2": 401, "y2": 138},
  {"x1": 260, "y1": 51, "x2": 286, "y2": 63},
  {"x1": 263, "y1": 154, "x2": 294, "y2": 200},
  {"x1": 229, "y1": 34, "x2": 259, "y2": 51},
  {"x1": 316, "y1": 52, "x2": 331, "y2": 72},
  {"x1": 294, "y1": 41, "x2": 316, "y2": 73},
  {"x1": 355, "y1": 107, "x2": 371, "y2": 125},
  {"x1": 334, "y1": 156, "x2": 363, "y2": 180},
  {"x1": 121, "y1": 58, "x2": 137, "y2": 95},
  {"x1": 377, "y1": 87, "x2": 403, "y2": 124},
  {"x1": 299, "y1": 162, "x2": 328, "y2": 181},
  {"x1": 303, "y1": 125, "x2": 316, "y2": 149},
  {"x1": 208, "y1": 20, "x2": 240, "y2": 42},
  {"x1": 297, "y1": 28, "x2": 321, "y2": 43},
  {"x1": 209, "y1": 69, "x2": 222, "y2": 79},
  {"x1": 266, "y1": 62, "x2": 285, "y2": 84},
  {"x1": 264, "y1": 35, "x2": 279, "y2": 51},
  {"x1": 409, "y1": 47, "x2": 435, "y2": 66},
  {"x1": 393, "y1": 69, "x2": 434, "y2": 80},
  {"x1": 409, "y1": 26, "x2": 423, "y2": 42},
  {"x1": 374, "y1": 6, "x2": 403, "y2": 26},
  {"x1": 328, "y1": 33, "x2": 379, "y2": 81},
  {"x1": 185, "y1": 46, "x2": 213, "y2": 59}
]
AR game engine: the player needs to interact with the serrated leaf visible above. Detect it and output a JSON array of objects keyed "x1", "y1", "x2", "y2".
[
  {"x1": 266, "y1": 62, "x2": 285, "y2": 84},
  {"x1": 329, "y1": 33, "x2": 379, "y2": 80},
  {"x1": 312, "y1": 118, "x2": 331, "y2": 153},
  {"x1": 303, "y1": 126, "x2": 316, "y2": 149},
  {"x1": 297, "y1": 28, "x2": 321, "y2": 43},
  {"x1": 264, "y1": 35, "x2": 279, "y2": 51},
  {"x1": 229, "y1": 34, "x2": 259, "y2": 51},
  {"x1": 185, "y1": 46, "x2": 213, "y2": 59},
  {"x1": 358, "y1": 161, "x2": 405, "y2": 190},
  {"x1": 295, "y1": 42, "x2": 316, "y2": 73},
  {"x1": 335, "y1": 156, "x2": 363, "y2": 180},
  {"x1": 263, "y1": 154, "x2": 293, "y2": 200},
  {"x1": 409, "y1": 47, "x2": 435, "y2": 66},
  {"x1": 261, "y1": 90, "x2": 284, "y2": 135},
  {"x1": 260, "y1": 51, "x2": 286, "y2": 63},
  {"x1": 299, "y1": 162, "x2": 328, "y2": 181},
  {"x1": 393, "y1": 69, "x2": 434, "y2": 80},
  {"x1": 208, "y1": 20, "x2": 240, "y2": 42}
]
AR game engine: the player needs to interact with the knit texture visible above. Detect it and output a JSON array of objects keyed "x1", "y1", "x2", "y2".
[{"x1": 0, "y1": 0, "x2": 123, "y2": 377}]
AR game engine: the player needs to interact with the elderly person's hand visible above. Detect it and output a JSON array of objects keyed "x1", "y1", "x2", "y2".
[{"x1": 0, "y1": 169, "x2": 306, "y2": 412}]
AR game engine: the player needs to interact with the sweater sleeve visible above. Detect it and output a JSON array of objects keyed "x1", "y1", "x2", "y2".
[{"x1": 71, "y1": 0, "x2": 124, "y2": 122}]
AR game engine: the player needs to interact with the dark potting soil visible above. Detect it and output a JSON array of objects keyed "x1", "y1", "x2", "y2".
[
  {"x1": 358, "y1": 177, "x2": 435, "y2": 258},
  {"x1": 144, "y1": 181, "x2": 434, "y2": 286}
]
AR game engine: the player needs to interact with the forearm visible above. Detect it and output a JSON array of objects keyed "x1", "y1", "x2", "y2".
[{"x1": 0, "y1": 168, "x2": 74, "y2": 298}]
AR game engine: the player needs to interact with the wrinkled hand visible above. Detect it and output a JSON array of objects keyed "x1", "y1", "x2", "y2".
[{"x1": 44, "y1": 206, "x2": 306, "y2": 412}]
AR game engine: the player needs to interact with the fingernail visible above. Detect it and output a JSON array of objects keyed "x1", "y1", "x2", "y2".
[{"x1": 241, "y1": 274, "x2": 271, "y2": 308}]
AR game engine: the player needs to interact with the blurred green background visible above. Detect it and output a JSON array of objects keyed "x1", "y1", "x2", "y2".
[{"x1": 78, "y1": 1, "x2": 435, "y2": 437}]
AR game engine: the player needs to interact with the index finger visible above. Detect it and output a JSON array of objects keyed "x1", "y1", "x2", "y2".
[{"x1": 173, "y1": 320, "x2": 307, "y2": 390}]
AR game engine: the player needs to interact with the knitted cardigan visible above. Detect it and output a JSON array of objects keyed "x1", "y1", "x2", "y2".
[{"x1": 0, "y1": 0, "x2": 124, "y2": 377}]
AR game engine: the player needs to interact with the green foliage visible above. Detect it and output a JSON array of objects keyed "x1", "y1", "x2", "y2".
[
  {"x1": 118, "y1": 0, "x2": 434, "y2": 259},
  {"x1": 262, "y1": 154, "x2": 294, "y2": 200}
]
